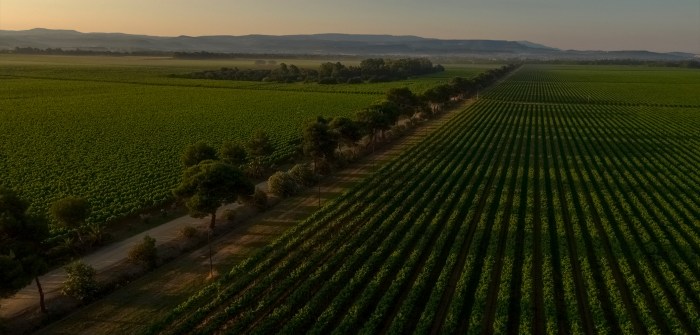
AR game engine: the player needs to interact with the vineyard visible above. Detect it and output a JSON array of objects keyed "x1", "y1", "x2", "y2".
[
  {"x1": 148, "y1": 64, "x2": 700, "y2": 334},
  {"x1": 0, "y1": 55, "x2": 483, "y2": 224}
]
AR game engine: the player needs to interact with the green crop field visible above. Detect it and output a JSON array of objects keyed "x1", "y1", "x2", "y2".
[
  {"x1": 0, "y1": 55, "x2": 485, "y2": 225},
  {"x1": 148, "y1": 64, "x2": 700, "y2": 334}
]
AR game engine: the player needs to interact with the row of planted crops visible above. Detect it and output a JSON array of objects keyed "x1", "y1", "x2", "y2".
[
  {"x1": 0, "y1": 59, "x2": 484, "y2": 226},
  {"x1": 147, "y1": 64, "x2": 700, "y2": 334}
]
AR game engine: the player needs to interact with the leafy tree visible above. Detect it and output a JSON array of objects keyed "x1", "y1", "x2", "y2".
[
  {"x1": 378, "y1": 101, "x2": 401, "y2": 126},
  {"x1": 0, "y1": 187, "x2": 49, "y2": 313},
  {"x1": 181, "y1": 141, "x2": 218, "y2": 167},
  {"x1": 246, "y1": 130, "x2": 274, "y2": 158},
  {"x1": 0, "y1": 255, "x2": 26, "y2": 297},
  {"x1": 421, "y1": 84, "x2": 453, "y2": 112},
  {"x1": 356, "y1": 103, "x2": 395, "y2": 151},
  {"x1": 448, "y1": 77, "x2": 475, "y2": 97},
  {"x1": 172, "y1": 160, "x2": 254, "y2": 229},
  {"x1": 219, "y1": 141, "x2": 248, "y2": 166},
  {"x1": 329, "y1": 117, "x2": 362, "y2": 149},
  {"x1": 302, "y1": 117, "x2": 337, "y2": 171},
  {"x1": 62, "y1": 261, "x2": 98, "y2": 302},
  {"x1": 356, "y1": 107, "x2": 386, "y2": 151},
  {"x1": 386, "y1": 87, "x2": 419, "y2": 116},
  {"x1": 50, "y1": 196, "x2": 90, "y2": 244},
  {"x1": 360, "y1": 58, "x2": 386, "y2": 77}
]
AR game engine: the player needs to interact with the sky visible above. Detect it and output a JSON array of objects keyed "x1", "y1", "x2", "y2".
[{"x1": 1, "y1": 0, "x2": 699, "y2": 53}]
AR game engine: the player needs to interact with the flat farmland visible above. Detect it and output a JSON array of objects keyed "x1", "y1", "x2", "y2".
[
  {"x1": 0, "y1": 55, "x2": 484, "y2": 224},
  {"x1": 149, "y1": 64, "x2": 700, "y2": 334}
]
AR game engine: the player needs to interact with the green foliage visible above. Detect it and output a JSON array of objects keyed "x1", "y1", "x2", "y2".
[
  {"x1": 179, "y1": 225, "x2": 198, "y2": 239},
  {"x1": 246, "y1": 130, "x2": 275, "y2": 158},
  {"x1": 302, "y1": 117, "x2": 337, "y2": 163},
  {"x1": 128, "y1": 235, "x2": 157, "y2": 269},
  {"x1": 62, "y1": 260, "x2": 98, "y2": 302},
  {"x1": 0, "y1": 187, "x2": 49, "y2": 311},
  {"x1": 172, "y1": 161, "x2": 254, "y2": 229},
  {"x1": 50, "y1": 196, "x2": 90, "y2": 232},
  {"x1": 181, "y1": 141, "x2": 218, "y2": 167},
  {"x1": 0, "y1": 255, "x2": 26, "y2": 298},
  {"x1": 385, "y1": 87, "x2": 419, "y2": 116},
  {"x1": 0, "y1": 56, "x2": 491, "y2": 230},
  {"x1": 267, "y1": 171, "x2": 299, "y2": 198},
  {"x1": 329, "y1": 117, "x2": 362, "y2": 148},
  {"x1": 0, "y1": 69, "x2": 376, "y2": 229},
  {"x1": 243, "y1": 157, "x2": 267, "y2": 179},
  {"x1": 219, "y1": 141, "x2": 248, "y2": 166},
  {"x1": 288, "y1": 163, "x2": 316, "y2": 187}
]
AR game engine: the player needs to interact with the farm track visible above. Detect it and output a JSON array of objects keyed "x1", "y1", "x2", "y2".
[{"x1": 147, "y1": 65, "x2": 700, "y2": 334}]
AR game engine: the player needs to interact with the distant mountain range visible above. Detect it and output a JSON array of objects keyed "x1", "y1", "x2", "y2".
[{"x1": 0, "y1": 28, "x2": 696, "y2": 60}]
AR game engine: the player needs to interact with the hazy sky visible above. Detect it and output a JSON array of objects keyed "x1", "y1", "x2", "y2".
[{"x1": 2, "y1": 0, "x2": 699, "y2": 53}]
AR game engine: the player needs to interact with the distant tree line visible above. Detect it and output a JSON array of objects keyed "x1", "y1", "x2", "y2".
[
  {"x1": 172, "y1": 51, "x2": 365, "y2": 61},
  {"x1": 178, "y1": 58, "x2": 445, "y2": 84},
  {"x1": 2, "y1": 47, "x2": 171, "y2": 57}
]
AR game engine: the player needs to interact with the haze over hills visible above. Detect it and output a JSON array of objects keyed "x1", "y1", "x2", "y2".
[{"x1": 0, "y1": 28, "x2": 696, "y2": 61}]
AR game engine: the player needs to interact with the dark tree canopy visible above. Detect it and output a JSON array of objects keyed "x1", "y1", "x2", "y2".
[
  {"x1": 0, "y1": 187, "x2": 49, "y2": 311},
  {"x1": 219, "y1": 141, "x2": 248, "y2": 166},
  {"x1": 172, "y1": 161, "x2": 254, "y2": 229},
  {"x1": 182, "y1": 57, "x2": 444, "y2": 84},
  {"x1": 50, "y1": 196, "x2": 90, "y2": 229},
  {"x1": 329, "y1": 117, "x2": 362, "y2": 148},
  {"x1": 181, "y1": 141, "x2": 218, "y2": 167},
  {"x1": 357, "y1": 106, "x2": 390, "y2": 137},
  {"x1": 302, "y1": 117, "x2": 337, "y2": 163},
  {"x1": 0, "y1": 255, "x2": 26, "y2": 297},
  {"x1": 386, "y1": 87, "x2": 420, "y2": 116}
]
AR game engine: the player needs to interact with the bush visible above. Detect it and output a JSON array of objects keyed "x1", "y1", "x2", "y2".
[
  {"x1": 267, "y1": 171, "x2": 299, "y2": 197},
  {"x1": 179, "y1": 225, "x2": 198, "y2": 238},
  {"x1": 62, "y1": 261, "x2": 99, "y2": 302},
  {"x1": 85, "y1": 222, "x2": 108, "y2": 247},
  {"x1": 128, "y1": 235, "x2": 158, "y2": 269},
  {"x1": 288, "y1": 163, "x2": 316, "y2": 187},
  {"x1": 253, "y1": 188, "x2": 268, "y2": 211},
  {"x1": 244, "y1": 157, "x2": 267, "y2": 179}
]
